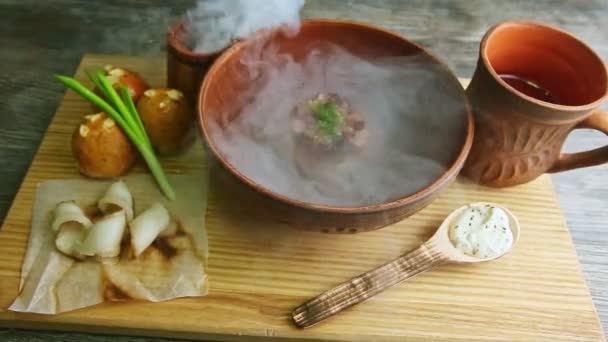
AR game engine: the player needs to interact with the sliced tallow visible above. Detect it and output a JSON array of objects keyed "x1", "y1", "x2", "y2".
[
  {"x1": 55, "y1": 223, "x2": 86, "y2": 258},
  {"x1": 77, "y1": 210, "x2": 126, "y2": 258},
  {"x1": 98, "y1": 181, "x2": 134, "y2": 221},
  {"x1": 52, "y1": 202, "x2": 92, "y2": 232},
  {"x1": 130, "y1": 203, "x2": 170, "y2": 257}
]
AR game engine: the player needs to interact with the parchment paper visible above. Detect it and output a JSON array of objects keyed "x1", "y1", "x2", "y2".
[{"x1": 9, "y1": 172, "x2": 209, "y2": 314}]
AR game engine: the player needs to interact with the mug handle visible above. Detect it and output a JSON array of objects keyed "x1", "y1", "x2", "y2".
[{"x1": 549, "y1": 110, "x2": 608, "y2": 173}]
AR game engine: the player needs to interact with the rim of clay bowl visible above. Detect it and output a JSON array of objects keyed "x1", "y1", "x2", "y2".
[
  {"x1": 199, "y1": 19, "x2": 474, "y2": 214},
  {"x1": 480, "y1": 20, "x2": 608, "y2": 115}
]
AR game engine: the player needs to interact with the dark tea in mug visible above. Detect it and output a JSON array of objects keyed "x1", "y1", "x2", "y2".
[{"x1": 498, "y1": 74, "x2": 560, "y2": 105}]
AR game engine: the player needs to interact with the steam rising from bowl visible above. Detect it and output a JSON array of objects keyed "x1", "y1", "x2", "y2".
[
  {"x1": 181, "y1": 0, "x2": 305, "y2": 53},
  {"x1": 208, "y1": 33, "x2": 468, "y2": 207}
]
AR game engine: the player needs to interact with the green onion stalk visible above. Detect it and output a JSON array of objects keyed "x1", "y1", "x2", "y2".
[{"x1": 55, "y1": 72, "x2": 176, "y2": 200}]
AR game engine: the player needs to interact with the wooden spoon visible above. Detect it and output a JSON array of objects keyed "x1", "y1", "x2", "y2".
[{"x1": 292, "y1": 202, "x2": 520, "y2": 329}]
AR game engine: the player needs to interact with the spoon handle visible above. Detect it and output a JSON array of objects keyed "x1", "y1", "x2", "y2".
[{"x1": 292, "y1": 242, "x2": 446, "y2": 328}]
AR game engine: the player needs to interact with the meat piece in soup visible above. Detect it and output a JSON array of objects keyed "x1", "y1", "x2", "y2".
[
  {"x1": 292, "y1": 94, "x2": 369, "y2": 199},
  {"x1": 291, "y1": 93, "x2": 368, "y2": 151}
]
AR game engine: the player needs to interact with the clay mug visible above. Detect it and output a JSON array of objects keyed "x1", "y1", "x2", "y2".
[
  {"x1": 462, "y1": 21, "x2": 608, "y2": 187},
  {"x1": 167, "y1": 20, "x2": 224, "y2": 105}
]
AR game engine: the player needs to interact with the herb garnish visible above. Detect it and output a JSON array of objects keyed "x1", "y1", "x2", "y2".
[{"x1": 310, "y1": 101, "x2": 344, "y2": 144}]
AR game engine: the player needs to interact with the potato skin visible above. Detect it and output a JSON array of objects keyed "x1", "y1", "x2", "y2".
[
  {"x1": 72, "y1": 113, "x2": 137, "y2": 178},
  {"x1": 136, "y1": 88, "x2": 194, "y2": 155}
]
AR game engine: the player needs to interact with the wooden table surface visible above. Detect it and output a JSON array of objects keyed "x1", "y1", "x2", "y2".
[{"x1": 0, "y1": 0, "x2": 606, "y2": 341}]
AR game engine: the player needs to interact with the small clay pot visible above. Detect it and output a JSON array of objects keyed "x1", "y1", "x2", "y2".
[{"x1": 167, "y1": 20, "x2": 225, "y2": 106}]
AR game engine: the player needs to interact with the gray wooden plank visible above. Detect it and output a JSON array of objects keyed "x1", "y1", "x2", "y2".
[{"x1": 0, "y1": 0, "x2": 606, "y2": 340}]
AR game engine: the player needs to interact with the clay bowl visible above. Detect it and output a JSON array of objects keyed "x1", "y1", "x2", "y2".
[{"x1": 198, "y1": 19, "x2": 473, "y2": 233}]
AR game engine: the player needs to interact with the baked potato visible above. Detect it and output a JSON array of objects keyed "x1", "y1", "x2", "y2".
[
  {"x1": 72, "y1": 113, "x2": 137, "y2": 178},
  {"x1": 136, "y1": 88, "x2": 194, "y2": 155},
  {"x1": 95, "y1": 65, "x2": 150, "y2": 103}
]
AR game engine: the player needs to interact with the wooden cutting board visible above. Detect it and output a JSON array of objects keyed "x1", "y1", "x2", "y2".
[{"x1": 0, "y1": 54, "x2": 604, "y2": 342}]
